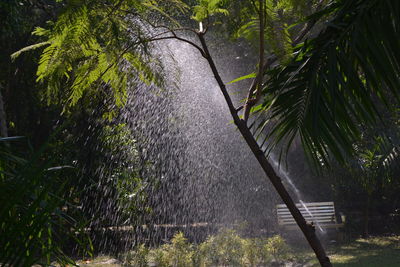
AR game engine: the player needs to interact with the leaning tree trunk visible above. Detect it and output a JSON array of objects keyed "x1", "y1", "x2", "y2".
[{"x1": 197, "y1": 32, "x2": 332, "y2": 267}]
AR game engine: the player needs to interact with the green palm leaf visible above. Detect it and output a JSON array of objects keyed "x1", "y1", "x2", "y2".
[{"x1": 259, "y1": 0, "x2": 400, "y2": 167}]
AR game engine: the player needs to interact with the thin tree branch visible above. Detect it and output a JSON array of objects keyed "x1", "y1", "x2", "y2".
[
  {"x1": 138, "y1": 21, "x2": 206, "y2": 56},
  {"x1": 145, "y1": 35, "x2": 206, "y2": 58},
  {"x1": 142, "y1": 19, "x2": 199, "y2": 35},
  {"x1": 241, "y1": 1, "x2": 324, "y2": 124},
  {"x1": 243, "y1": 0, "x2": 265, "y2": 122}
]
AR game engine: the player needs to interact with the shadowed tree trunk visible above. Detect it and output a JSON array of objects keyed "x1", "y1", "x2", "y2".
[
  {"x1": 363, "y1": 194, "x2": 371, "y2": 237},
  {"x1": 0, "y1": 85, "x2": 8, "y2": 137},
  {"x1": 196, "y1": 32, "x2": 332, "y2": 267}
]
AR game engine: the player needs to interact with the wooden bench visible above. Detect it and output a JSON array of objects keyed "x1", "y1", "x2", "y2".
[{"x1": 276, "y1": 201, "x2": 344, "y2": 231}]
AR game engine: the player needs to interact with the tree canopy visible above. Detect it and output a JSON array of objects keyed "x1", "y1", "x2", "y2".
[
  {"x1": 2, "y1": 0, "x2": 400, "y2": 266},
  {"x1": 260, "y1": 0, "x2": 400, "y2": 167}
]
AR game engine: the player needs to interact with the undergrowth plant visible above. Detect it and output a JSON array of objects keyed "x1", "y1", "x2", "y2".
[
  {"x1": 264, "y1": 234, "x2": 291, "y2": 263},
  {"x1": 199, "y1": 228, "x2": 245, "y2": 266},
  {"x1": 0, "y1": 137, "x2": 92, "y2": 266},
  {"x1": 124, "y1": 229, "x2": 293, "y2": 267},
  {"x1": 124, "y1": 244, "x2": 149, "y2": 267}
]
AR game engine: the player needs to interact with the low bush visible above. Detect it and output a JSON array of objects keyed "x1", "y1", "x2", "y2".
[
  {"x1": 124, "y1": 244, "x2": 149, "y2": 267},
  {"x1": 123, "y1": 229, "x2": 293, "y2": 266},
  {"x1": 199, "y1": 228, "x2": 245, "y2": 266},
  {"x1": 264, "y1": 235, "x2": 291, "y2": 263}
]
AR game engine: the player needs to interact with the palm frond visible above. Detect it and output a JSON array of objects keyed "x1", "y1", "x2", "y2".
[{"x1": 260, "y1": 0, "x2": 400, "y2": 167}]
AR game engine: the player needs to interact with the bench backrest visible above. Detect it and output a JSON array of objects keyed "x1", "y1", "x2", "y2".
[{"x1": 277, "y1": 201, "x2": 338, "y2": 227}]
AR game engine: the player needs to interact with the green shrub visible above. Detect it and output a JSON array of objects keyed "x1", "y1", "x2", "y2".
[
  {"x1": 124, "y1": 244, "x2": 149, "y2": 267},
  {"x1": 199, "y1": 228, "x2": 245, "y2": 267},
  {"x1": 165, "y1": 232, "x2": 194, "y2": 267},
  {"x1": 147, "y1": 246, "x2": 169, "y2": 267},
  {"x1": 264, "y1": 235, "x2": 291, "y2": 263},
  {"x1": 124, "y1": 230, "x2": 292, "y2": 267},
  {"x1": 147, "y1": 232, "x2": 193, "y2": 267},
  {"x1": 241, "y1": 238, "x2": 264, "y2": 266}
]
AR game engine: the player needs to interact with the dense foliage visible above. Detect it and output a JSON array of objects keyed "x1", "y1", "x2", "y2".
[
  {"x1": 1, "y1": 0, "x2": 400, "y2": 265},
  {"x1": 261, "y1": 0, "x2": 400, "y2": 166},
  {"x1": 0, "y1": 0, "x2": 176, "y2": 264},
  {"x1": 0, "y1": 137, "x2": 91, "y2": 266}
]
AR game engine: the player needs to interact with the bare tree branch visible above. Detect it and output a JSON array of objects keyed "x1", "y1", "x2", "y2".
[{"x1": 146, "y1": 32, "x2": 206, "y2": 58}]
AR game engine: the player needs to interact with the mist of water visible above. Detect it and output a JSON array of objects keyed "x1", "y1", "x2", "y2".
[
  {"x1": 79, "y1": 31, "x2": 322, "y2": 253},
  {"x1": 116, "y1": 36, "x2": 281, "y2": 246},
  {"x1": 269, "y1": 154, "x2": 326, "y2": 233}
]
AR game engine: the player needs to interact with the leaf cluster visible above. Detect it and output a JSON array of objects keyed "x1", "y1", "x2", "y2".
[
  {"x1": 258, "y1": 0, "x2": 400, "y2": 167},
  {"x1": 0, "y1": 137, "x2": 92, "y2": 266},
  {"x1": 227, "y1": 0, "x2": 310, "y2": 61},
  {"x1": 11, "y1": 0, "x2": 186, "y2": 110},
  {"x1": 192, "y1": 0, "x2": 228, "y2": 22}
]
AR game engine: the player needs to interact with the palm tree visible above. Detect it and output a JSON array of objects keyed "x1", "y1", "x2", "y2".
[
  {"x1": 260, "y1": 0, "x2": 400, "y2": 167},
  {"x1": 195, "y1": 1, "x2": 400, "y2": 265}
]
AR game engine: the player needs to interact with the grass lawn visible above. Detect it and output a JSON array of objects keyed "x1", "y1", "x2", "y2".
[
  {"x1": 76, "y1": 235, "x2": 400, "y2": 266},
  {"x1": 301, "y1": 236, "x2": 400, "y2": 266}
]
